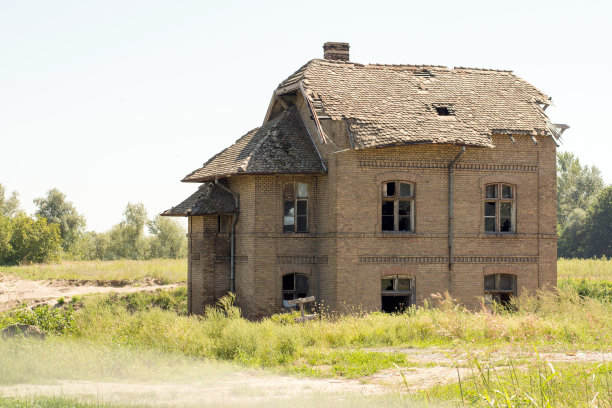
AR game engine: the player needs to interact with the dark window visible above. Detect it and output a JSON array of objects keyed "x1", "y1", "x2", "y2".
[
  {"x1": 381, "y1": 275, "x2": 415, "y2": 313},
  {"x1": 282, "y1": 273, "x2": 309, "y2": 306},
  {"x1": 283, "y1": 182, "x2": 308, "y2": 233},
  {"x1": 382, "y1": 181, "x2": 414, "y2": 232},
  {"x1": 218, "y1": 215, "x2": 232, "y2": 233},
  {"x1": 484, "y1": 183, "x2": 515, "y2": 233},
  {"x1": 435, "y1": 107, "x2": 451, "y2": 116},
  {"x1": 484, "y1": 274, "x2": 516, "y2": 306}
]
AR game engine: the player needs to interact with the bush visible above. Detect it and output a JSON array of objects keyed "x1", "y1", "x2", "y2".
[
  {"x1": 0, "y1": 214, "x2": 62, "y2": 264},
  {"x1": 0, "y1": 305, "x2": 76, "y2": 335}
]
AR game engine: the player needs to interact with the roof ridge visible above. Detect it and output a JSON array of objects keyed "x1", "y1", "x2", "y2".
[{"x1": 453, "y1": 66, "x2": 513, "y2": 73}]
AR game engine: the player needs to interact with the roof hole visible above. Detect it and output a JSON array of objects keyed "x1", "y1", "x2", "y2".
[
  {"x1": 435, "y1": 107, "x2": 453, "y2": 116},
  {"x1": 415, "y1": 69, "x2": 433, "y2": 78}
]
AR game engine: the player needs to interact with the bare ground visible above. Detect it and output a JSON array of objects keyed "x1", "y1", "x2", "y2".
[
  {"x1": 0, "y1": 274, "x2": 179, "y2": 311},
  {"x1": 0, "y1": 373, "x2": 389, "y2": 407}
]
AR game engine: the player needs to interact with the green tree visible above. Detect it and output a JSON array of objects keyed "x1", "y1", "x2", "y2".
[
  {"x1": 557, "y1": 152, "x2": 603, "y2": 226},
  {"x1": 0, "y1": 215, "x2": 13, "y2": 263},
  {"x1": 34, "y1": 188, "x2": 86, "y2": 252},
  {"x1": 0, "y1": 183, "x2": 20, "y2": 217},
  {"x1": 148, "y1": 215, "x2": 187, "y2": 258},
  {"x1": 109, "y1": 203, "x2": 148, "y2": 259},
  {"x1": 558, "y1": 208, "x2": 588, "y2": 258},
  {"x1": 71, "y1": 231, "x2": 112, "y2": 260},
  {"x1": 7, "y1": 214, "x2": 62, "y2": 264},
  {"x1": 583, "y1": 186, "x2": 612, "y2": 258}
]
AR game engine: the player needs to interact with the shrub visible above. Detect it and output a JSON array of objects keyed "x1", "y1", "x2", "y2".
[{"x1": 0, "y1": 305, "x2": 76, "y2": 335}]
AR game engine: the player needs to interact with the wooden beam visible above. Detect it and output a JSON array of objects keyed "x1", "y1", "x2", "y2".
[{"x1": 286, "y1": 296, "x2": 315, "y2": 306}]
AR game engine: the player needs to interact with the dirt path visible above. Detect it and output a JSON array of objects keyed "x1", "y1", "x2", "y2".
[
  {"x1": 0, "y1": 373, "x2": 389, "y2": 407},
  {"x1": 0, "y1": 274, "x2": 179, "y2": 311},
  {"x1": 367, "y1": 347, "x2": 612, "y2": 365}
]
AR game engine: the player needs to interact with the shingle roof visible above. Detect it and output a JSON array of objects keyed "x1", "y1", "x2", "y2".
[
  {"x1": 277, "y1": 59, "x2": 556, "y2": 149},
  {"x1": 182, "y1": 107, "x2": 325, "y2": 182},
  {"x1": 162, "y1": 183, "x2": 236, "y2": 216}
]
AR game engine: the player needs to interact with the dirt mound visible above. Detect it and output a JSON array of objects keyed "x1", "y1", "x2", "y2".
[
  {"x1": 0, "y1": 274, "x2": 180, "y2": 311},
  {"x1": 1, "y1": 324, "x2": 45, "y2": 339}
]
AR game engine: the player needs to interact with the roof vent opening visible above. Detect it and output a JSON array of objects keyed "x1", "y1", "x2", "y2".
[
  {"x1": 435, "y1": 106, "x2": 454, "y2": 116},
  {"x1": 323, "y1": 42, "x2": 350, "y2": 61},
  {"x1": 415, "y1": 69, "x2": 433, "y2": 78}
]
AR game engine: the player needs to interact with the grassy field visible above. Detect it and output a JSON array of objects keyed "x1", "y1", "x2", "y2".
[
  {"x1": 0, "y1": 259, "x2": 187, "y2": 284},
  {"x1": 558, "y1": 257, "x2": 612, "y2": 281},
  {"x1": 1, "y1": 258, "x2": 611, "y2": 407}
]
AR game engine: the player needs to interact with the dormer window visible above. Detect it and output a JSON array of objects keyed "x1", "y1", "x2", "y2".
[{"x1": 435, "y1": 106, "x2": 453, "y2": 116}]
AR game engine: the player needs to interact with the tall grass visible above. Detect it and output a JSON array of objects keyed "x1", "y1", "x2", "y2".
[
  {"x1": 70, "y1": 288, "x2": 611, "y2": 376},
  {"x1": 558, "y1": 257, "x2": 612, "y2": 282},
  {"x1": 423, "y1": 355, "x2": 612, "y2": 407},
  {"x1": 0, "y1": 259, "x2": 186, "y2": 284}
]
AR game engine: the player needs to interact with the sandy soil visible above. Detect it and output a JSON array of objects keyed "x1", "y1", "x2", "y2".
[
  {"x1": 0, "y1": 274, "x2": 179, "y2": 311},
  {"x1": 367, "y1": 347, "x2": 612, "y2": 365},
  {"x1": 0, "y1": 373, "x2": 389, "y2": 407}
]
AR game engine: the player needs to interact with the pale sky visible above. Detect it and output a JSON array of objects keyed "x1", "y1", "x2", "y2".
[{"x1": 1, "y1": 0, "x2": 610, "y2": 232}]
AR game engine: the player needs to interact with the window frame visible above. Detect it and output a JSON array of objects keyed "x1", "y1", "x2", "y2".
[
  {"x1": 381, "y1": 181, "x2": 415, "y2": 233},
  {"x1": 282, "y1": 273, "x2": 309, "y2": 307},
  {"x1": 282, "y1": 182, "x2": 309, "y2": 233},
  {"x1": 484, "y1": 183, "x2": 516, "y2": 233},
  {"x1": 381, "y1": 275, "x2": 415, "y2": 312},
  {"x1": 484, "y1": 273, "x2": 517, "y2": 305},
  {"x1": 217, "y1": 214, "x2": 232, "y2": 233}
]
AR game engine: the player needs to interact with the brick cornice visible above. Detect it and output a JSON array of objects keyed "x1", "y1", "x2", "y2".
[{"x1": 358, "y1": 159, "x2": 538, "y2": 172}]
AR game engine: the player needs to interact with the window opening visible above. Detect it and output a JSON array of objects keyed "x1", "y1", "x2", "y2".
[
  {"x1": 283, "y1": 182, "x2": 308, "y2": 233},
  {"x1": 382, "y1": 181, "x2": 414, "y2": 232},
  {"x1": 282, "y1": 273, "x2": 309, "y2": 307},
  {"x1": 218, "y1": 214, "x2": 232, "y2": 233},
  {"x1": 484, "y1": 274, "x2": 516, "y2": 306},
  {"x1": 484, "y1": 183, "x2": 515, "y2": 233},
  {"x1": 381, "y1": 275, "x2": 415, "y2": 313}
]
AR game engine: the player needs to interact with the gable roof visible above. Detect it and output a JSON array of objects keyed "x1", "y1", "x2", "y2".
[
  {"x1": 182, "y1": 107, "x2": 325, "y2": 183},
  {"x1": 162, "y1": 182, "x2": 236, "y2": 216},
  {"x1": 276, "y1": 59, "x2": 557, "y2": 149}
]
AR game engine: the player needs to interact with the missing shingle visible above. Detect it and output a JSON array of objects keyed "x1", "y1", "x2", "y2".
[{"x1": 435, "y1": 106, "x2": 453, "y2": 116}]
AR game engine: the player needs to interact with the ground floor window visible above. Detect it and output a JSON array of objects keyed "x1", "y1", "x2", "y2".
[
  {"x1": 484, "y1": 274, "x2": 516, "y2": 306},
  {"x1": 282, "y1": 273, "x2": 309, "y2": 307},
  {"x1": 381, "y1": 275, "x2": 415, "y2": 312}
]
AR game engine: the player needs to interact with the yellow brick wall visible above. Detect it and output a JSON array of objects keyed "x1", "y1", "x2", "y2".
[{"x1": 186, "y1": 101, "x2": 557, "y2": 318}]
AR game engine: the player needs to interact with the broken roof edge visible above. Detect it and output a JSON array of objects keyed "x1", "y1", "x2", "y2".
[
  {"x1": 352, "y1": 139, "x2": 493, "y2": 151},
  {"x1": 162, "y1": 183, "x2": 237, "y2": 217},
  {"x1": 181, "y1": 127, "x2": 262, "y2": 183},
  {"x1": 182, "y1": 170, "x2": 327, "y2": 184}
]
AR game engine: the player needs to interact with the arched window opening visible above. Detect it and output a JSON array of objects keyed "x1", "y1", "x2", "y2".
[
  {"x1": 381, "y1": 275, "x2": 415, "y2": 312},
  {"x1": 282, "y1": 273, "x2": 309, "y2": 307},
  {"x1": 484, "y1": 274, "x2": 516, "y2": 306},
  {"x1": 382, "y1": 181, "x2": 414, "y2": 232}
]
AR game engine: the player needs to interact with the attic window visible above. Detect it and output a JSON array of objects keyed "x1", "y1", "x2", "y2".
[
  {"x1": 415, "y1": 69, "x2": 433, "y2": 78},
  {"x1": 435, "y1": 107, "x2": 453, "y2": 116}
]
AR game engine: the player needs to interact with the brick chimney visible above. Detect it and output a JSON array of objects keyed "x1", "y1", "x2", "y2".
[{"x1": 323, "y1": 42, "x2": 349, "y2": 61}]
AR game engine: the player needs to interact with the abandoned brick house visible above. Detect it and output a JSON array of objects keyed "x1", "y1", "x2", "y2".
[{"x1": 163, "y1": 42, "x2": 567, "y2": 318}]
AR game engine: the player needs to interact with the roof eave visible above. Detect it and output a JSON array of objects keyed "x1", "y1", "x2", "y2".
[{"x1": 182, "y1": 170, "x2": 327, "y2": 184}]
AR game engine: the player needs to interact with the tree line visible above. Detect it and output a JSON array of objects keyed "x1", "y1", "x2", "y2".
[
  {"x1": 556, "y1": 152, "x2": 611, "y2": 258},
  {"x1": 0, "y1": 186, "x2": 186, "y2": 265},
  {"x1": 1, "y1": 150, "x2": 610, "y2": 264}
]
